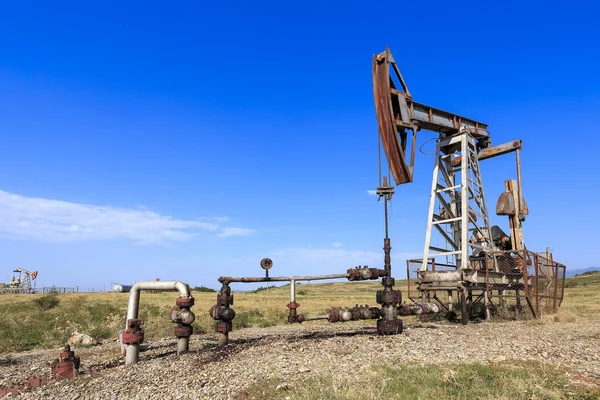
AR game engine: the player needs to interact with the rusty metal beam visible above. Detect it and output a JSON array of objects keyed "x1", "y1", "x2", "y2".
[
  {"x1": 373, "y1": 48, "x2": 416, "y2": 185},
  {"x1": 451, "y1": 139, "x2": 522, "y2": 166}
]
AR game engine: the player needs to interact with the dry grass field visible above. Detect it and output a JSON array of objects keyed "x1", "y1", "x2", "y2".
[
  {"x1": 1, "y1": 272, "x2": 599, "y2": 399},
  {"x1": 0, "y1": 280, "x2": 414, "y2": 353}
]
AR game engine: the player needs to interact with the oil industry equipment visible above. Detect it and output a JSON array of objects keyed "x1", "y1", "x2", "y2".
[
  {"x1": 0, "y1": 268, "x2": 38, "y2": 294},
  {"x1": 372, "y1": 48, "x2": 566, "y2": 323},
  {"x1": 209, "y1": 47, "x2": 566, "y2": 343}
]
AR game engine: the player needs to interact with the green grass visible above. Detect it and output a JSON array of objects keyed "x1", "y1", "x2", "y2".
[
  {"x1": 240, "y1": 361, "x2": 599, "y2": 400},
  {"x1": 0, "y1": 292, "x2": 215, "y2": 352}
]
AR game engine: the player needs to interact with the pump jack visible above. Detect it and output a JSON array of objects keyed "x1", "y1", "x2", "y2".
[
  {"x1": 1, "y1": 268, "x2": 38, "y2": 294},
  {"x1": 372, "y1": 48, "x2": 565, "y2": 323}
]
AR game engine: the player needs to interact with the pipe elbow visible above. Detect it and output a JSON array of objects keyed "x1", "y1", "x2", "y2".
[{"x1": 173, "y1": 281, "x2": 191, "y2": 298}]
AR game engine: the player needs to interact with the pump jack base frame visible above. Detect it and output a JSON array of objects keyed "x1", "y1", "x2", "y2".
[{"x1": 407, "y1": 249, "x2": 566, "y2": 324}]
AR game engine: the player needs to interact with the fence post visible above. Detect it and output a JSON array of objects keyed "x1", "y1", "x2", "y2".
[{"x1": 534, "y1": 254, "x2": 540, "y2": 318}]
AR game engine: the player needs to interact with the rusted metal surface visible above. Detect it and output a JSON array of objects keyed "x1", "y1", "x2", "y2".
[
  {"x1": 287, "y1": 301, "x2": 305, "y2": 323},
  {"x1": 346, "y1": 266, "x2": 384, "y2": 281},
  {"x1": 397, "y1": 302, "x2": 440, "y2": 316},
  {"x1": 218, "y1": 273, "x2": 348, "y2": 285},
  {"x1": 174, "y1": 325, "x2": 193, "y2": 338},
  {"x1": 260, "y1": 258, "x2": 273, "y2": 270},
  {"x1": 373, "y1": 48, "x2": 416, "y2": 185},
  {"x1": 407, "y1": 249, "x2": 566, "y2": 322},
  {"x1": 172, "y1": 296, "x2": 195, "y2": 346},
  {"x1": 328, "y1": 305, "x2": 381, "y2": 323},
  {"x1": 121, "y1": 319, "x2": 144, "y2": 345},
  {"x1": 450, "y1": 139, "x2": 522, "y2": 166},
  {"x1": 496, "y1": 192, "x2": 515, "y2": 216},
  {"x1": 175, "y1": 296, "x2": 195, "y2": 308},
  {"x1": 373, "y1": 48, "x2": 492, "y2": 186},
  {"x1": 373, "y1": 178, "x2": 403, "y2": 335},
  {"x1": 409, "y1": 101, "x2": 490, "y2": 141},
  {"x1": 212, "y1": 284, "x2": 235, "y2": 343},
  {"x1": 0, "y1": 346, "x2": 80, "y2": 397},
  {"x1": 52, "y1": 345, "x2": 80, "y2": 380}
]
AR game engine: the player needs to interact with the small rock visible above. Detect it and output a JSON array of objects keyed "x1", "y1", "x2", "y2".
[{"x1": 68, "y1": 332, "x2": 99, "y2": 347}]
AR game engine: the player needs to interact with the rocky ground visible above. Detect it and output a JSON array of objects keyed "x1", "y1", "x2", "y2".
[{"x1": 1, "y1": 319, "x2": 599, "y2": 399}]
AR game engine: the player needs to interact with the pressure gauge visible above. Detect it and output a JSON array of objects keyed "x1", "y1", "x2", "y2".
[{"x1": 260, "y1": 258, "x2": 273, "y2": 271}]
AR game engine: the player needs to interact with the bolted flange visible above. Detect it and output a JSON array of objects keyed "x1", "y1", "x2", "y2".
[
  {"x1": 377, "y1": 318, "x2": 403, "y2": 335},
  {"x1": 175, "y1": 296, "x2": 195, "y2": 308},
  {"x1": 174, "y1": 324, "x2": 193, "y2": 338},
  {"x1": 121, "y1": 319, "x2": 144, "y2": 345}
]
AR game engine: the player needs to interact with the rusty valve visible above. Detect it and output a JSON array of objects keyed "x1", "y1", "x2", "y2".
[
  {"x1": 51, "y1": 345, "x2": 80, "y2": 381},
  {"x1": 211, "y1": 284, "x2": 235, "y2": 338},
  {"x1": 287, "y1": 302, "x2": 305, "y2": 323},
  {"x1": 346, "y1": 266, "x2": 385, "y2": 281},
  {"x1": 121, "y1": 318, "x2": 144, "y2": 345},
  {"x1": 0, "y1": 346, "x2": 81, "y2": 397},
  {"x1": 172, "y1": 295, "x2": 195, "y2": 341},
  {"x1": 328, "y1": 305, "x2": 381, "y2": 323},
  {"x1": 170, "y1": 307, "x2": 196, "y2": 325},
  {"x1": 210, "y1": 304, "x2": 236, "y2": 322}
]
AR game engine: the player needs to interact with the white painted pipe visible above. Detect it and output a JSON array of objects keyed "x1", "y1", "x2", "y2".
[
  {"x1": 177, "y1": 338, "x2": 189, "y2": 355},
  {"x1": 124, "y1": 281, "x2": 192, "y2": 365},
  {"x1": 126, "y1": 281, "x2": 191, "y2": 325}
]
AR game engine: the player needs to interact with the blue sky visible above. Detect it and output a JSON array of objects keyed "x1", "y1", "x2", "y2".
[{"x1": 0, "y1": 1, "x2": 598, "y2": 291}]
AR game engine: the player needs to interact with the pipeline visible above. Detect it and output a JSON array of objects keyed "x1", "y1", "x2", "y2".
[
  {"x1": 213, "y1": 267, "x2": 386, "y2": 344},
  {"x1": 122, "y1": 281, "x2": 195, "y2": 365},
  {"x1": 398, "y1": 302, "x2": 440, "y2": 316},
  {"x1": 324, "y1": 302, "x2": 440, "y2": 323}
]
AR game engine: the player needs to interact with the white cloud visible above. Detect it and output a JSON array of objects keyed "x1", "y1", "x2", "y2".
[
  {"x1": 0, "y1": 190, "x2": 255, "y2": 244},
  {"x1": 217, "y1": 227, "x2": 257, "y2": 238},
  {"x1": 332, "y1": 242, "x2": 342, "y2": 248},
  {"x1": 367, "y1": 190, "x2": 377, "y2": 196}
]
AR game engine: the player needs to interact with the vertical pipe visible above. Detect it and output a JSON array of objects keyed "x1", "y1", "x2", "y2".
[
  {"x1": 177, "y1": 338, "x2": 189, "y2": 355},
  {"x1": 290, "y1": 279, "x2": 296, "y2": 303},
  {"x1": 483, "y1": 290, "x2": 490, "y2": 321},
  {"x1": 553, "y1": 263, "x2": 559, "y2": 313},
  {"x1": 534, "y1": 254, "x2": 540, "y2": 318},
  {"x1": 217, "y1": 333, "x2": 228, "y2": 346},
  {"x1": 125, "y1": 345, "x2": 139, "y2": 365},
  {"x1": 561, "y1": 265, "x2": 566, "y2": 305},
  {"x1": 459, "y1": 134, "x2": 469, "y2": 269},
  {"x1": 460, "y1": 290, "x2": 468, "y2": 325},
  {"x1": 421, "y1": 141, "x2": 442, "y2": 272}
]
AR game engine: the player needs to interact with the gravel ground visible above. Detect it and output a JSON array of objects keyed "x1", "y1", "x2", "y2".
[{"x1": 1, "y1": 319, "x2": 599, "y2": 399}]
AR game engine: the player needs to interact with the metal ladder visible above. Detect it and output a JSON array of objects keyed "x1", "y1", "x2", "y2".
[{"x1": 420, "y1": 131, "x2": 495, "y2": 271}]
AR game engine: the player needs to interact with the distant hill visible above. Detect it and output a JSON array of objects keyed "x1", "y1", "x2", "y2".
[{"x1": 566, "y1": 267, "x2": 600, "y2": 277}]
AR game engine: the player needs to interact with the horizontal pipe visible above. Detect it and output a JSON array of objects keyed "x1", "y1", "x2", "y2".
[
  {"x1": 302, "y1": 315, "x2": 329, "y2": 321},
  {"x1": 219, "y1": 273, "x2": 348, "y2": 284}
]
